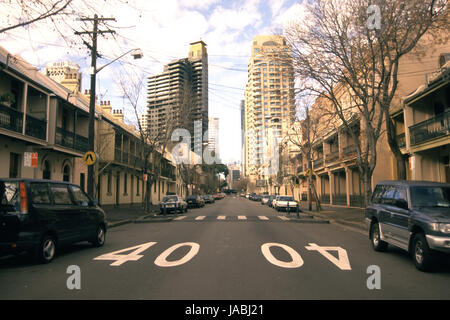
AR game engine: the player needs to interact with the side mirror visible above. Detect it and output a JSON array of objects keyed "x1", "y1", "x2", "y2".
[
  {"x1": 81, "y1": 201, "x2": 89, "y2": 207},
  {"x1": 91, "y1": 199, "x2": 99, "y2": 207}
]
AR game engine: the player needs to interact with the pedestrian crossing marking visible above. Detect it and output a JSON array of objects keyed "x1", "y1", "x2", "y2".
[
  {"x1": 171, "y1": 215, "x2": 299, "y2": 222},
  {"x1": 217, "y1": 216, "x2": 226, "y2": 220},
  {"x1": 258, "y1": 216, "x2": 269, "y2": 220},
  {"x1": 195, "y1": 216, "x2": 206, "y2": 220},
  {"x1": 174, "y1": 216, "x2": 187, "y2": 221},
  {"x1": 278, "y1": 216, "x2": 290, "y2": 221},
  {"x1": 238, "y1": 216, "x2": 247, "y2": 220}
]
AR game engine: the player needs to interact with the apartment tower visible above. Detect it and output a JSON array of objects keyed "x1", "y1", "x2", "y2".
[
  {"x1": 147, "y1": 41, "x2": 208, "y2": 153},
  {"x1": 244, "y1": 35, "x2": 296, "y2": 189}
]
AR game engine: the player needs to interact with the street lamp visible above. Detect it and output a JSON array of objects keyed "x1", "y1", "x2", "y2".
[{"x1": 86, "y1": 48, "x2": 143, "y2": 198}]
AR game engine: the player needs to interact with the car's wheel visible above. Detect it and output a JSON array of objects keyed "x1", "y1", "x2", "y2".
[
  {"x1": 370, "y1": 222, "x2": 388, "y2": 252},
  {"x1": 412, "y1": 233, "x2": 436, "y2": 272},
  {"x1": 91, "y1": 225, "x2": 106, "y2": 247},
  {"x1": 36, "y1": 235, "x2": 56, "y2": 264}
]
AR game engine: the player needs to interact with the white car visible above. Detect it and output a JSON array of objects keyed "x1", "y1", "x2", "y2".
[{"x1": 273, "y1": 195, "x2": 299, "y2": 212}]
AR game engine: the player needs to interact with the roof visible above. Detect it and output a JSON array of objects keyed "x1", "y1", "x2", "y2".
[
  {"x1": 404, "y1": 60, "x2": 450, "y2": 105},
  {"x1": 376, "y1": 180, "x2": 450, "y2": 187}
]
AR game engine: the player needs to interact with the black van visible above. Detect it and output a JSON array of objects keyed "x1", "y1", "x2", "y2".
[{"x1": 0, "y1": 179, "x2": 107, "y2": 263}]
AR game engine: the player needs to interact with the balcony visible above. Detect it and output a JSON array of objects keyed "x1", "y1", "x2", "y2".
[
  {"x1": 55, "y1": 127, "x2": 89, "y2": 153},
  {"x1": 342, "y1": 144, "x2": 357, "y2": 157},
  {"x1": 25, "y1": 115, "x2": 46, "y2": 140},
  {"x1": 325, "y1": 152, "x2": 339, "y2": 163},
  {"x1": 409, "y1": 109, "x2": 450, "y2": 146},
  {"x1": 0, "y1": 103, "x2": 23, "y2": 133},
  {"x1": 313, "y1": 157, "x2": 323, "y2": 168}
]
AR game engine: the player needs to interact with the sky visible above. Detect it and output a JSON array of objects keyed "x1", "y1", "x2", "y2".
[{"x1": 0, "y1": 0, "x2": 307, "y2": 164}]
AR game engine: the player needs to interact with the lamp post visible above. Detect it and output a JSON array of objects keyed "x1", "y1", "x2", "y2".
[{"x1": 86, "y1": 48, "x2": 143, "y2": 199}]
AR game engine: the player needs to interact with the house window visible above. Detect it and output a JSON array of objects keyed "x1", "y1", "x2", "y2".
[
  {"x1": 136, "y1": 177, "x2": 140, "y2": 196},
  {"x1": 9, "y1": 153, "x2": 20, "y2": 178},
  {"x1": 80, "y1": 173, "x2": 85, "y2": 191},
  {"x1": 63, "y1": 165, "x2": 70, "y2": 182},
  {"x1": 43, "y1": 160, "x2": 51, "y2": 180}
]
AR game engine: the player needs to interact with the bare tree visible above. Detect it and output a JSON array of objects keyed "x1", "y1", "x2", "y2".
[
  {"x1": 284, "y1": 0, "x2": 448, "y2": 205},
  {"x1": 0, "y1": 0, "x2": 73, "y2": 34}
]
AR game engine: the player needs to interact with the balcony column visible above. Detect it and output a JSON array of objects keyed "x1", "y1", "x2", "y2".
[
  {"x1": 21, "y1": 83, "x2": 28, "y2": 135},
  {"x1": 345, "y1": 165, "x2": 351, "y2": 207},
  {"x1": 46, "y1": 94, "x2": 50, "y2": 141},
  {"x1": 403, "y1": 105, "x2": 413, "y2": 152},
  {"x1": 328, "y1": 170, "x2": 333, "y2": 205},
  {"x1": 73, "y1": 109, "x2": 77, "y2": 149}
]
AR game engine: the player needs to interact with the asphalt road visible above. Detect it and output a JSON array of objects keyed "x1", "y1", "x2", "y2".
[{"x1": 1, "y1": 196, "x2": 449, "y2": 300}]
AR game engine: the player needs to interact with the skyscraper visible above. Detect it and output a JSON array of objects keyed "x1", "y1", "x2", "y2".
[
  {"x1": 147, "y1": 41, "x2": 208, "y2": 153},
  {"x1": 244, "y1": 35, "x2": 296, "y2": 188}
]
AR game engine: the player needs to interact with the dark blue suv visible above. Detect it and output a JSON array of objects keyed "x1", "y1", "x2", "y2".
[
  {"x1": 0, "y1": 179, "x2": 107, "y2": 263},
  {"x1": 365, "y1": 180, "x2": 450, "y2": 271}
]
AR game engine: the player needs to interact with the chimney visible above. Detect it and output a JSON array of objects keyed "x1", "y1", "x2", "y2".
[
  {"x1": 101, "y1": 100, "x2": 112, "y2": 114},
  {"x1": 112, "y1": 108, "x2": 124, "y2": 122}
]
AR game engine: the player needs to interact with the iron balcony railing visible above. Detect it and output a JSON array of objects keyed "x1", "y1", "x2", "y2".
[
  {"x1": 333, "y1": 194, "x2": 347, "y2": 206},
  {"x1": 25, "y1": 115, "x2": 46, "y2": 140},
  {"x1": 350, "y1": 195, "x2": 365, "y2": 208},
  {"x1": 313, "y1": 157, "x2": 324, "y2": 168},
  {"x1": 55, "y1": 127, "x2": 89, "y2": 153},
  {"x1": 409, "y1": 109, "x2": 450, "y2": 146},
  {"x1": 325, "y1": 152, "x2": 339, "y2": 163},
  {"x1": 342, "y1": 144, "x2": 357, "y2": 157},
  {"x1": 320, "y1": 194, "x2": 330, "y2": 204},
  {"x1": 0, "y1": 103, "x2": 23, "y2": 133}
]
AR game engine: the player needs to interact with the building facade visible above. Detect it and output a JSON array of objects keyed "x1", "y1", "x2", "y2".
[
  {"x1": 244, "y1": 35, "x2": 296, "y2": 192},
  {"x1": 147, "y1": 41, "x2": 208, "y2": 154}
]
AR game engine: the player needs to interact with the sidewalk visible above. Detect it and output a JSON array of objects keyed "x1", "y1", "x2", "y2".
[
  {"x1": 298, "y1": 202, "x2": 367, "y2": 234},
  {"x1": 102, "y1": 204, "x2": 159, "y2": 227}
]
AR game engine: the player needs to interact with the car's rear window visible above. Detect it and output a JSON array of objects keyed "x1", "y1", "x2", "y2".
[
  {"x1": 162, "y1": 196, "x2": 177, "y2": 202},
  {"x1": 0, "y1": 181, "x2": 20, "y2": 209},
  {"x1": 279, "y1": 196, "x2": 294, "y2": 201}
]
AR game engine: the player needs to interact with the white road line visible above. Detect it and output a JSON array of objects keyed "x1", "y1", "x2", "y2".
[
  {"x1": 195, "y1": 216, "x2": 206, "y2": 220},
  {"x1": 238, "y1": 216, "x2": 247, "y2": 220},
  {"x1": 174, "y1": 216, "x2": 187, "y2": 221},
  {"x1": 217, "y1": 216, "x2": 226, "y2": 220},
  {"x1": 278, "y1": 216, "x2": 290, "y2": 221},
  {"x1": 258, "y1": 216, "x2": 269, "y2": 220}
]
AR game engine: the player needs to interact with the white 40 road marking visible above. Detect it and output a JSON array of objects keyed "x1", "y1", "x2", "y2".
[
  {"x1": 261, "y1": 243, "x2": 351, "y2": 270},
  {"x1": 94, "y1": 242, "x2": 199, "y2": 267}
]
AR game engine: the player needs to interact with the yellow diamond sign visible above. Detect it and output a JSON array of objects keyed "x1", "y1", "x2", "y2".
[{"x1": 83, "y1": 151, "x2": 96, "y2": 165}]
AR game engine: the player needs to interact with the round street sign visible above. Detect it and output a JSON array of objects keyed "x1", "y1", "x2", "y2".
[{"x1": 83, "y1": 151, "x2": 97, "y2": 165}]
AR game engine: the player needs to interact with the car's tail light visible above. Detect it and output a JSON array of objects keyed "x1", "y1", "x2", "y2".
[{"x1": 19, "y1": 182, "x2": 28, "y2": 214}]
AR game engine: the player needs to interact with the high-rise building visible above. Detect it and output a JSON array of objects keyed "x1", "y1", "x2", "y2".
[
  {"x1": 244, "y1": 35, "x2": 296, "y2": 188},
  {"x1": 208, "y1": 117, "x2": 219, "y2": 158},
  {"x1": 147, "y1": 41, "x2": 208, "y2": 153},
  {"x1": 138, "y1": 112, "x2": 148, "y2": 134}
]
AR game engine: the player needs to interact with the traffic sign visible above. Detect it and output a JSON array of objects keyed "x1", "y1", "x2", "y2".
[
  {"x1": 84, "y1": 151, "x2": 96, "y2": 165},
  {"x1": 24, "y1": 152, "x2": 38, "y2": 168}
]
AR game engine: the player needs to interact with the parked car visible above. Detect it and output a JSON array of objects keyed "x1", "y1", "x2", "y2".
[
  {"x1": 213, "y1": 193, "x2": 225, "y2": 200},
  {"x1": 159, "y1": 195, "x2": 188, "y2": 214},
  {"x1": 185, "y1": 195, "x2": 205, "y2": 208},
  {"x1": 365, "y1": 180, "x2": 450, "y2": 272},
  {"x1": 273, "y1": 195, "x2": 299, "y2": 212},
  {"x1": 261, "y1": 194, "x2": 271, "y2": 205},
  {"x1": 267, "y1": 195, "x2": 277, "y2": 207},
  {"x1": 202, "y1": 194, "x2": 215, "y2": 204},
  {"x1": 0, "y1": 178, "x2": 107, "y2": 263}
]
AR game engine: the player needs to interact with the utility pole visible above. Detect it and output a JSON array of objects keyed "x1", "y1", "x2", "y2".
[{"x1": 75, "y1": 15, "x2": 115, "y2": 198}]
